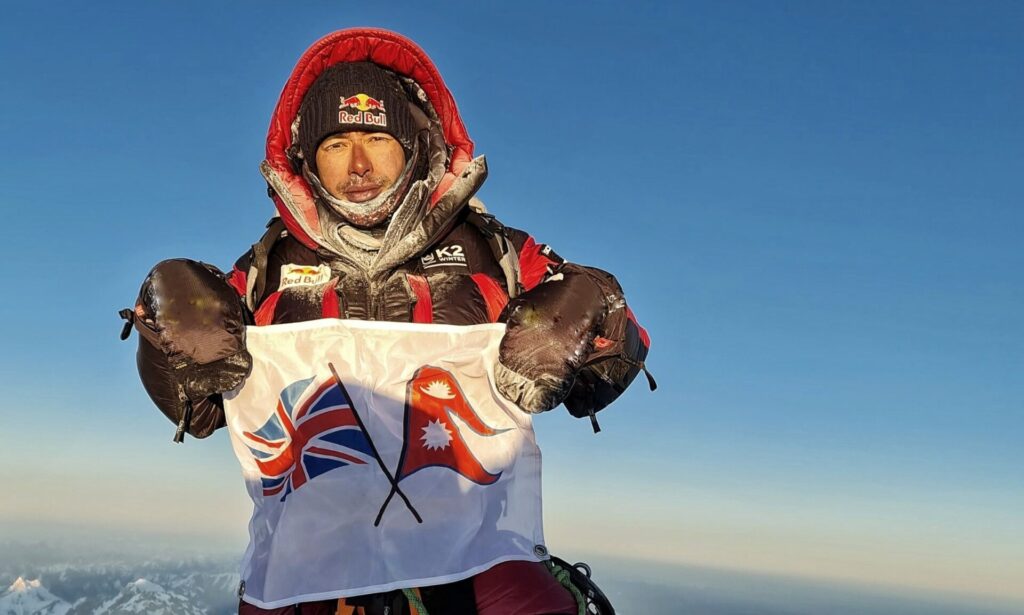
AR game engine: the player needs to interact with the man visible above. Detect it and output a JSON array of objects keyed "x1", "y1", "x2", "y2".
[{"x1": 123, "y1": 28, "x2": 651, "y2": 614}]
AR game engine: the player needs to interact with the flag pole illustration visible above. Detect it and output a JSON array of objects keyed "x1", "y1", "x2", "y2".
[
  {"x1": 375, "y1": 365, "x2": 507, "y2": 525},
  {"x1": 327, "y1": 362, "x2": 423, "y2": 525}
]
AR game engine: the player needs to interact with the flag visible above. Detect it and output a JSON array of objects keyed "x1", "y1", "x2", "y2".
[
  {"x1": 241, "y1": 376, "x2": 374, "y2": 500},
  {"x1": 223, "y1": 320, "x2": 546, "y2": 610},
  {"x1": 396, "y1": 365, "x2": 505, "y2": 484}
]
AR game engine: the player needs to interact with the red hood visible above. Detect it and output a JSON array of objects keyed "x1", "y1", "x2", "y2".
[{"x1": 261, "y1": 28, "x2": 476, "y2": 250}]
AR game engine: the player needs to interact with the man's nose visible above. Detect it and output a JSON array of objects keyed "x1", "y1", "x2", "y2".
[{"x1": 348, "y1": 143, "x2": 372, "y2": 177}]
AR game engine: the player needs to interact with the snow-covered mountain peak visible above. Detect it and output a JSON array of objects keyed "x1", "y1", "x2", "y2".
[
  {"x1": 0, "y1": 577, "x2": 71, "y2": 615},
  {"x1": 126, "y1": 579, "x2": 164, "y2": 594},
  {"x1": 0, "y1": 560, "x2": 240, "y2": 614},
  {"x1": 7, "y1": 578, "x2": 41, "y2": 593},
  {"x1": 92, "y1": 578, "x2": 204, "y2": 615}
]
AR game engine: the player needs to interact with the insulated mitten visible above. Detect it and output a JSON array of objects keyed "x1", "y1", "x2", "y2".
[
  {"x1": 126, "y1": 259, "x2": 251, "y2": 439},
  {"x1": 135, "y1": 258, "x2": 252, "y2": 398},
  {"x1": 495, "y1": 269, "x2": 608, "y2": 413}
]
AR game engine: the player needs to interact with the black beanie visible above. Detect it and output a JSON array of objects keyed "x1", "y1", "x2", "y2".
[{"x1": 297, "y1": 62, "x2": 416, "y2": 174}]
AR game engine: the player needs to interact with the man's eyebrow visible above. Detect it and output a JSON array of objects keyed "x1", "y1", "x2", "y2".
[{"x1": 321, "y1": 136, "x2": 351, "y2": 145}]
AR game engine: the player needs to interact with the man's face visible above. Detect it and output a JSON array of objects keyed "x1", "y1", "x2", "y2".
[{"x1": 315, "y1": 132, "x2": 407, "y2": 203}]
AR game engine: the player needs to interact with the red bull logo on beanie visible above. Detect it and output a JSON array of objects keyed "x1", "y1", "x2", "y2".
[{"x1": 338, "y1": 93, "x2": 387, "y2": 128}]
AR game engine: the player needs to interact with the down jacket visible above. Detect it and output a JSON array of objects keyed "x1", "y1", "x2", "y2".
[
  {"x1": 137, "y1": 28, "x2": 651, "y2": 441},
  {"x1": 130, "y1": 28, "x2": 651, "y2": 614}
]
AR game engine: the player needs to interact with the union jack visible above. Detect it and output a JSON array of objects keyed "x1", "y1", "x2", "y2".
[{"x1": 242, "y1": 377, "x2": 374, "y2": 500}]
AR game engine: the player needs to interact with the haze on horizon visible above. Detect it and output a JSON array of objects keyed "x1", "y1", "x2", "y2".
[{"x1": 2, "y1": 533, "x2": 1021, "y2": 615}]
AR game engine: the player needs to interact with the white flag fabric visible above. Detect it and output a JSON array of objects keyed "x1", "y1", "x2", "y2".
[{"x1": 223, "y1": 319, "x2": 545, "y2": 609}]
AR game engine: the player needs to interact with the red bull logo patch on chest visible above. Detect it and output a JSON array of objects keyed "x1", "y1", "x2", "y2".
[
  {"x1": 280, "y1": 264, "x2": 332, "y2": 289},
  {"x1": 338, "y1": 93, "x2": 387, "y2": 128}
]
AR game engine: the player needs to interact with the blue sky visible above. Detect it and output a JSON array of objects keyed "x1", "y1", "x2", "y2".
[{"x1": 1, "y1": 0, "x2": 1021, "y2": 605}]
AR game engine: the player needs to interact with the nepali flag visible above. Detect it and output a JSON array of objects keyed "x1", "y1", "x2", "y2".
[
  {"x1": 242, "y1": 377, "x2": 374, "y2": 500},
  {"x1": 394, "y1": 365, "x2": 506, "y2": 485}
]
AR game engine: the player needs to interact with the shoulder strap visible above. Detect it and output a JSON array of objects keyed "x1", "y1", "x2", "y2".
[
  {"x1": 245, "y1": 217, "x2": 287, "y2": 311},
  {"x1": 465, "y1": 197, "x2": 522, "y2": 299}
]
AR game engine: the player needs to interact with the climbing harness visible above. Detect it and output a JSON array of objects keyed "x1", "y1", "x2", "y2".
[{"x1": 546, "y1": 555, "x2": 616, "y2": 615}]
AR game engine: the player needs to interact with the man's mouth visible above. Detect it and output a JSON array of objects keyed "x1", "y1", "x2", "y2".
[{"x1": 342, "y1": 182, "x2": 384, "y2": 202}]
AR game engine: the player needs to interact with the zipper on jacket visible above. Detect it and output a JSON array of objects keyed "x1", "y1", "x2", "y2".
[
  {"x1": 369, "y1": 276, "x2": 384, "y2": 321},
  {"x1": 368, "y1": 279, "x2": 378, "y2": 320},
  {"x1": 317, "y1": 248, "x2": 375, "y2": 320}
]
